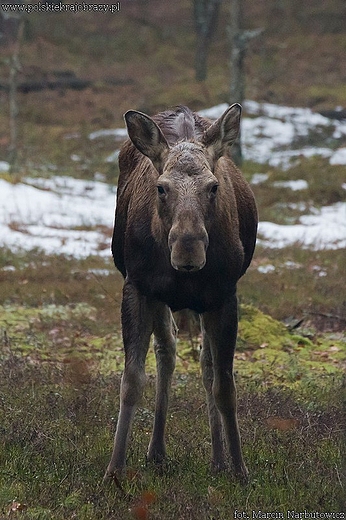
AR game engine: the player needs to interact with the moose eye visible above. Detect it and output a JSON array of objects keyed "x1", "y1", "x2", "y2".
[
  {"x1": 210, "y1": 184, "x2": 219, "y2": 195},
  {"x1": 157, "y1": 185, "x2": 166, "y2": 196}
]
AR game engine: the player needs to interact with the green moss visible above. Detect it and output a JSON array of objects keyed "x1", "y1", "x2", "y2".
[
  {"x1": 235, "y1": 305, "x2": 345, "y2": 392},
  {"x1": 238, "y1": 304, "x2": 288, "y2": 349},
  {"x1": 1, "y1": 303, "x2": 344, "y2": 396}
]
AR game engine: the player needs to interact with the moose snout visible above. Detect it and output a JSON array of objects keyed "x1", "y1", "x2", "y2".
[{"x1": 168, "y1": 230, "x2": 209, "y2": 273}]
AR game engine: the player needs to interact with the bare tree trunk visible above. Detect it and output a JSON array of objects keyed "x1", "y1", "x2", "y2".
[
  {"x1": 229, "y1": 0, "x2": 244, "y2": 166},
  {"x1": 8, "y1": 16, "x2": 24, "y2": 173},
  {"x1": 229, "y1": 0, "x2": 263, "y2": 166},
  {"x1": 0, "y1": 11, "x2": 21, "y2": 46},
  {"x1": 229, "y1": 0, "x2": 244, "y2": 105},
  {"x1": 194, "y1": 0, "x2": 222, "y2": 82}
]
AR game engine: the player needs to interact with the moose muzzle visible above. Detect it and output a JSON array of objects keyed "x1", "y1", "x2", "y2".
[{"x1": 168, "y1": 228, "x2": 209, "y2": 272}]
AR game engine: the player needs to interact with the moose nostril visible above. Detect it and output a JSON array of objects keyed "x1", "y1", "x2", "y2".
[{"x1": 181, "y1": 264, "x2": 195, "y2": 271}]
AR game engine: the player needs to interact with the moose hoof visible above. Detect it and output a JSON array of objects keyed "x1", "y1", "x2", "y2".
[
  {"x1": 235, "y1": 465, "x2": 249, "y2": 484},
  {"x1": 103, "y1": 465, "x2": 124, "y2": 483},
  {"x1": 146, "y1": 445, "x2": 166, "y2": 465},
  {"x1": 210, "y1": 460, "x2": 229, "y2": 474},
  {"x1": 103, "y1": 468, "x2": 127, "y2": 494}
]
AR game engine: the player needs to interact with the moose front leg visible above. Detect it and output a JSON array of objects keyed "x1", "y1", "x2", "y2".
[
  {"x1": 104, "y1": 280, "x2": 154, "y2": 480},
  {"x1": 147, "y1": 304, "x2": 177, "y2": 464},
  {"x1": 200, "y1": 332, "x2": 227, "y2": 472},
  {"x1": 201, "y1": 293, "x2": 248, "y2": 481}
]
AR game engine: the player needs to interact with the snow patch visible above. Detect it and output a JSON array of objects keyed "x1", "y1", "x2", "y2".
[
  {"x1": 273, "y1": 179, "x2": 308, "y2": 191},
  {"x1": 330, "y1": 148, "x2": 346, "y2": 165},
  {"x1": 0, "y1": 161, "x2": 10, "y2": 173},
  {"x1": 88, "y1": 128, "x2": 128, "y2": 140},
  {"x1": 202, "y1": 100, "x2": 346, "y2": 168},
  {"x1": 0, "y1": 176, "x2": 116, "y2": 258},
  {"x1": 258, "y1": 203, "x2": 346, "y2": 250}
]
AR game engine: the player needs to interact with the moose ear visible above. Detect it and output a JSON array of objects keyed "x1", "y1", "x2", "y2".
[
  {"x1": 202, "y1": 103, "x2": 242, "y2": 161},
  {"x1": 124, "y1": 110, "x2": 169, "y2": 171}
]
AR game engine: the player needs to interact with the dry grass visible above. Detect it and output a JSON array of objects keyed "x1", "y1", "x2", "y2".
[
  {"x1": 0, "y1": 244, "x2": 345, "y2": 518},
  {"x1": 0, "y1": 357, "x2": 344, "y2": 519}
]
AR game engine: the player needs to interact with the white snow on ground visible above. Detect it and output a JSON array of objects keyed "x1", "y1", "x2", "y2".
[
  {"x1": 0, "y1": 176, "x2": 116, "y2": 257},
  {"x1": 199, "y1": 100, "x2": 346, "y2": 168},
  {"x1": 0, "y1": 161, "x2": 10, "y2": 173},
  {"x1": 273, "y1": 179, "x2": 308, "y2": 190},
  {"x1": 258, "y1": 203, "x2": 346, "y2": 250},
  {"x1": 88, "y1": 128, "x2": 128, "y2": 140},
  {"x1": 0, "y1": 101, "x2": 345, "y2": 257},
  {"x1": 330, "y1": 147, "x2": 346, "y2": 165}
]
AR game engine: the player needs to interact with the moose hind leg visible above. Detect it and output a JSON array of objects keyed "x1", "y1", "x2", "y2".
[
  {"x1": 202, "y1": 295, "x2": 248, "y2": 480},
  {"x1": 147, "y1": 304, "x2": 177, "y2": 464},
  {"x1": 105, "y1": 281, "x2": 154, "y2": 479}
]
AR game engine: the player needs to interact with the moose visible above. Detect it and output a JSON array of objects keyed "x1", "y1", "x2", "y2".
[{"x1": 105, "y1": 104, "x2": 258, "y2": 481}]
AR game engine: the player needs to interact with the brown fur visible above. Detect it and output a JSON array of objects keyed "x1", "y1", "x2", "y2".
[{"x1": 112, "y1": 107, "x2": 257, "y2": 312}]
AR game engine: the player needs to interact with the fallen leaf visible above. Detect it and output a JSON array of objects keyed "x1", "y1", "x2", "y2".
[
  {"x1": 314, "y1": 351, "x2": 330, "y2": 359},
  {"x1": 63, "y1": 356, "x2": 93, "y2": 385},
  {"x1": 130, "y1": 505, "x2": 148, "y2": 520},
  {"x1": 265, "y1": 416, "x2": 300, "y2": 431},
  {"x1": 8, "y1": 501, "x2": 28, "y2": 516},
  {"x1": 126, "y1": 468, "x2": 143, "y2": 482},
  {"x1": 141, "y1": 490, "x2": 156, "y2": 506},
  {"x1": 207, "y1": 485, "x2": 224, "y2": 506},
  {"x1": 235, "y1": 353, "x2": 247, "y2": 361},
  {"x1": 329, "y1": 346, "x2": 340, "y2": 352}
]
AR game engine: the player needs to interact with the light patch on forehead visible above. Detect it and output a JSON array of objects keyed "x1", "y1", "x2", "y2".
[{"x1": 165, "y1": 141, "x2": 211, "y2": 177}]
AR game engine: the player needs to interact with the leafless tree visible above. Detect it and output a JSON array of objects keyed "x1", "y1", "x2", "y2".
[
  {"x1": 229, "y1": 0, "x2": 262, "y2": 165},
  {"x1": 193, "y1": 0, "x2": 222, "y2": 81},
  {"x1": 8, "y1": 15, "x2": 24, "y2": 172},
  {"x1": 1, "y1": 5, "x2": 25, "y2": 172}
]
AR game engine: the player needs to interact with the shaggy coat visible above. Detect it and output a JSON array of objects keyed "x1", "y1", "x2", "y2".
[{"x1": 112, "y1": 106, "x2": 257, "y2": 312}]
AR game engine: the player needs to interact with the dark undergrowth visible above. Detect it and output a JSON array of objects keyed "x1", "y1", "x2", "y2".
[{"x1": 0, "y1": 355, "x2": 345, "y2": 519}]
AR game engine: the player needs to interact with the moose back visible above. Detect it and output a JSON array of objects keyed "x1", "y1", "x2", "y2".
[{"x1": 105, "y1": 104, "x2": 258, "y2": 481}]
